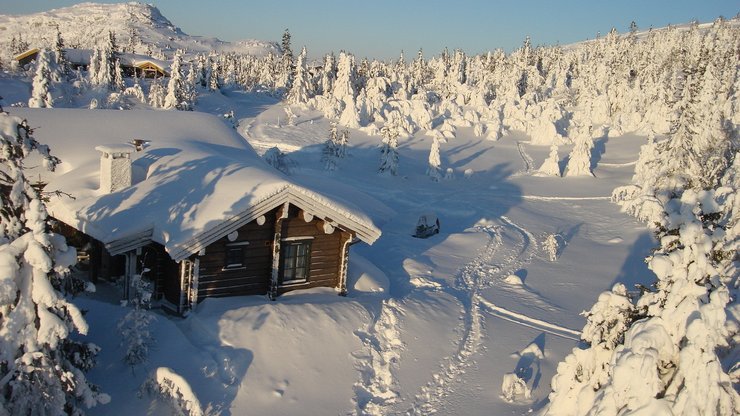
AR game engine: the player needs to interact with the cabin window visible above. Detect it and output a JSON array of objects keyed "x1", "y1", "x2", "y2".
[
  {"x1": 224, "y1": 247, "x2": 243, "y2": 269},
  {"x1": 224, "y1": 241, "x2": 249, "y2": 269},
  {"x1": 281, "y1": 240, "x2": 312, "y2": 284}
]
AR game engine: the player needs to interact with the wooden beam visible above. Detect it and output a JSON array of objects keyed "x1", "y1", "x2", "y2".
[
  {"x1": 269, "y1": 202, "x2": 290, "y2": 300},
  {"x1": 322, "y1": 220, "x2": 336, "y2": 234},
  {"x1": 300, "y1": 209, "x2": 314, "y2": 223}
]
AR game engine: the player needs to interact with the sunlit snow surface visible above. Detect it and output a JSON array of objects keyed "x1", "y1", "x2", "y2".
[{"x1": 17, "y1": 94, "x2": 653, "y2": 415}]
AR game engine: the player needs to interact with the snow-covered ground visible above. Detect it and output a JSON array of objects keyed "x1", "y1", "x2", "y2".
[{"x1": 35, "y1": 89, "x2": 654, "y2": 415}]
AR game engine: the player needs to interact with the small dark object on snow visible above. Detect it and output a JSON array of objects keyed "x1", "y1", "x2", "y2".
[{"x1": 413, "y1": 213, "x2": 440, "y2": 238}]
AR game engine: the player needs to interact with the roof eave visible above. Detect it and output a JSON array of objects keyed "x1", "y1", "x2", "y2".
[{"x1": 168, "y1": 185, "x2": 381, "y2": 262}]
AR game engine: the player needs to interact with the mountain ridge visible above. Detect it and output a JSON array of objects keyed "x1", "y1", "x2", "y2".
[{"x1": 0, "y1": 2, "x2": 278, "y2": 61}]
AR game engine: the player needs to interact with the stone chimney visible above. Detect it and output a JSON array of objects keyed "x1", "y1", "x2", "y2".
[{"x1": 96, "y1": 144, "x2": 133, "y2": 193}]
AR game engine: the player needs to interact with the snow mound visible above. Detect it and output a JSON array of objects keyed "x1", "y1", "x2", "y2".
[
  {"x1": 348, "y1": 254, "x2": 389, "y2": 294},
  {"x1": 504, "y1": 274, "x2": 523, "y2": 285}
]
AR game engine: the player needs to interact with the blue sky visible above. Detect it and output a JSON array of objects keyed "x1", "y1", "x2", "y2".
[{"x1": 2, "y1": 1, "x2": 737, "y2": 59}]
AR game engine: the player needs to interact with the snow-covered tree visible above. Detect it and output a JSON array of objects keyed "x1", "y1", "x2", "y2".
[
  {"x1": 28, "y1": 49, "x2": 54, "y2": 108},
  {"x1": 276, "y1": 28, "x2": 294, "y2": 90},
  {"x1": 113, "y1": 58, "x2": 125, "y2": 92},
  {"x1": 264, "y1": 147, "x2": 296, "y2": 175},
  {"x1": 543, "y1": 233, "x2": 561, "y2": 261},
  {"x1": 426, "y1": 136, "x2": 442, "y2": 181},
  {"x1": 338, "y1": 95, "x2": 361, "y2": 128},
  {"x1": 140, "y1": 368, "x2": 202, "y2": 416},
  {"x1": 0, "y1": 113, "x2": 109, "y2": 414},
  {"x1": 52, "y1": 27, "x2": 68, "y2": 77},
  {"x1": 287, "y1": 46, "x2": 311, "y2": 105},
  {"x1": 118, "y1": 261, "x2": 156, "y2": 368},
  {"x1": 565, "y1": 134, "x2": 593, "y2": 177},
  {"x1": 321, "y1": 122, "x2": 340, "y2": 171},
  {"x1": 538, "y1": 144, "x2": 562, "y2": 176},
  {"x1": 207, "y1": 53, "x2": 220, "y2": 92},
  {"x1": 378, "y1": 120, "x2": 400, "y2": 176},
  {"x1": 164, "y1": 50, "x2": 191, "y2": 111},
  {"x1": 338, "y1": 128, "x2": 349, "y2": 159},
  {"x1": 148, "y1": 78, "x2": 166, "y2": 109},
  {"x1": 320, "y1": 53, "x2": 336, "y2": 96},
  {"x1": 333, "y1": 52, "x2": 356, "y2": 101}
]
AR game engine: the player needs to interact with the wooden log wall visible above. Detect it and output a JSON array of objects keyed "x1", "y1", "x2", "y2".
[
  {"x1": 195, "y1": 212, "x2": 276, "y2": 300},
  {"x1": 194, "y1": 204, "x2": 352, "y2": 301}
]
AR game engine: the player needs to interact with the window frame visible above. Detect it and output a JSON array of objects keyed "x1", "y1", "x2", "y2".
[
  {"x1": 223, "y1": 241, "x2": 249, "y2": 270},
  {"x1": 280, "y1": 238, "x2": 313, "y2": 285}
]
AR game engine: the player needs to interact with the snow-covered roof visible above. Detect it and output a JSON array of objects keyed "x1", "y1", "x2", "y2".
[
  {"x1": 95, "y1": 144, "x2": 134, "y2": 154},
  {"x1": 64, "y1": 49, "x2": 170, "y2": 73},
  {"x1": 12, "y1": 109, "x2": 383, "y2": 261}
]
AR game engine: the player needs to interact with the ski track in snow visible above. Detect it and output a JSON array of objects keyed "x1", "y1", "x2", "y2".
[
  {"x1": 521, "y1": 195, "x2": 611, "y2": 201},
  {"x1": 401, "y1": 216, "x2": 561, "y2": 415},
  {"x1": 403, "y1": 224, "x2": 498, "y2": 415},
  {"x1": 353, "y1": 299, "x2": 406, "y2": 416},
  {"x1": 479, "y1": 298, "x2": 580, "y2": 341},
  {"x1": 515, "y1": 141, "x2": 535, "y2": 175}
]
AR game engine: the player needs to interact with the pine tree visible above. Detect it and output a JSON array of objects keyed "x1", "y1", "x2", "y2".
[
  {"x1": 538, "y1": 144, "x2": 562, "y2": 176},
  {"x1": 287, "y1": 47, "x2": 311, "y2": 105},
  {"x1": 321, "y1": 122, "x2": 340, "y2": 171},
  {"x1": 320, "y1": 53, "x2": 336, "y2": 96},
  {"x1": 148, "y1": 77, "x2": 166, "y2": 108},
  {"x1": 113, "y1": 58, "x2": 125, "y2": 92},
  {"x1": 207, "y1": 53, "x2": 220, "y2": 92},
  {"x1": 28, "y1": 49, "x2": 54, "y2": 108},
  {"x1": 52, "y1": 27, "x2": 68, "y2": 77},
  {"x1": 88, "y1": 48, "x2": 100, "y2": 86},
  {"x1": 338, "y1": 128, "x2": 349, "y2": 158},
  {"x1": 426, "y1": 137, "x2": 442, "y2": 181},
  {"x1": 164, "y1": 50, "x2": 191, "y2": 111},
  {"x1": 378, "y1": 120, "x2": 400, "y2": 176},
  {"x1": 333, "y1": 52, "x2": 356, "y2": 101},
  {"x1": 97, "y1": 46, "x2": 112, "y2": 89},
  {"x1": 277, "y1": 29, "x2": 294, "y2": 90},
  {"x1": 565, "y1": 134, "x2": 594, "y2": 177},
  {"x1": 0, "y1": 113, "x2": 109, "y2": 414}
]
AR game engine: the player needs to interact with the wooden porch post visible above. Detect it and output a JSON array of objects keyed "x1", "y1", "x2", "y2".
[
  {"x1": 178, "y1": 259, "x2": 193, "y2": 315},
  {"x1": 269, "y1": 202, "x2": 290, "y2": 300},
  {"x1": 337, "y1": 232, "x2": 353, "y2": 296},
  {"x1": 123, "y1": 249, "x2": 140, "y2": 301}
]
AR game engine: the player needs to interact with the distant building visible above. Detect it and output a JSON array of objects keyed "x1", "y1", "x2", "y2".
[
  {"x1": 14, "y1": 47, "x2": 170, "y2": 77},
  {"x1": 13, "y1": 47, "x2": 40, "y2": 67}
]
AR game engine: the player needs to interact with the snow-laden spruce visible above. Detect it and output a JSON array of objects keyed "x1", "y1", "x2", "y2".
[
  {"x1": 547, "y1": 29, "x2": 740, "y2": 412},
  {"x1": 538, "y1": 144, "x2": 562, "y2": 177},
  {"x1": 0, "y1": 113, "x2": 109, "y2": 415},
  {"x1": 28, "y1": 49, "x2": 54, "y2": 108}
]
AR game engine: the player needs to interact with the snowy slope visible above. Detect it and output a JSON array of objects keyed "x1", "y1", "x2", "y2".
[
  {"x1": 2, "y1": 12, "x2": 735, "y2": 415},
  {"x1": 31, "y1": 99, "x2": 652, "y2": 416},
  {"x1": 0, "y1": 2, "x2": 277, "y2": 61}
]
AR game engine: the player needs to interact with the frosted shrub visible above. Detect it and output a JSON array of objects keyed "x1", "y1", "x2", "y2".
[
  {"x1": 118, "y1": 266, "x2": 156, "y2": 368},
  {"x1": 321, "y1": 122, "x2": 342, "y2": 171},
  {"x1": 538, "y1": 144, "x2": 562, "y2": 177},
  {"x1": 284, "y1": 106, "x2": 297, "y2": 126},
  {"x1": 543, "y1": 233, "x2": 561, "y2": 261},
  {"x1": 140, "y1": 367, "x2": 203, "y2": 416},
  {"x1": 264, "y1": 147, "x2": 297, "y2": 175},
  {"x1": 501, "y1": 373, "x2": 531, "y2": 402}
]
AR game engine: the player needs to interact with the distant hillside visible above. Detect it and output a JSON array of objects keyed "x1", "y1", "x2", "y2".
[{"x1": 0, "y1": 2, "x2": 278, "y2": 62}]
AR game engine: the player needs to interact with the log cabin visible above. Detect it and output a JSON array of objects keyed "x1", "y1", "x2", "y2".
[
  {"x1": 15, "y1": 47, "x2": 169, "y2": 77},
  {"x1": 13, "y1": 108, "x2": 385, "y2": 314}
]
